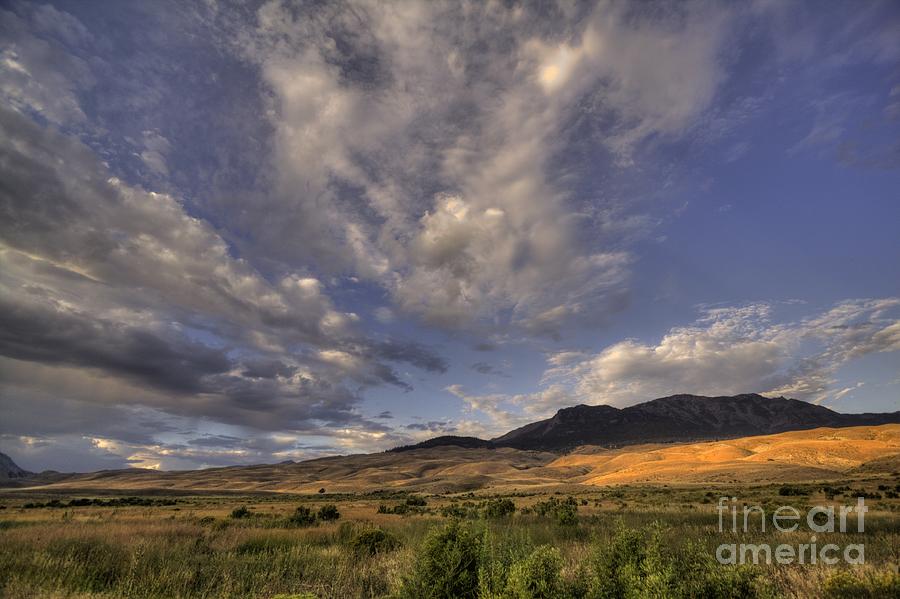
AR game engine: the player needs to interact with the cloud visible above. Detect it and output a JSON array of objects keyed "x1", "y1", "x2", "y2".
[
  {"x1": 139, "y1": 129, "x2": 172, "y2": 176},
  {"x1": 200, "y1": 0, "x2": 743, "y2": 337},
  {"x1": 2, "y1": 1, "x2": 896, "y2": 471},
  {"x1": 471, "y1": 362, "x2": 495, "y2": 375},
  {"x1": 445, "y1": 299, "x2": 899, "y2": 435},
  {"x1": 0, "y1": 4, "x2": 94, "y2": 124},
  {"x1": 471, "y1": 361, "x2": 510, "y2": 377},
  {"x1": 404, "y1": 421, "x2": 455, "y2": 433},
  {"x1": 0, "y1": 98, "x2": 445, "y2": 444},
  {"x1": 544, "y1": 299, "x2": 900, "y2": 407},
  {"x1": 445, "y1": 383, "x2": 575, "y2": 437}
]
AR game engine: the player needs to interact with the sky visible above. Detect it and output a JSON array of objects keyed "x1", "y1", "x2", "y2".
[{"x1": 1, "y1": 0, "x2": 899, "y2": 472}]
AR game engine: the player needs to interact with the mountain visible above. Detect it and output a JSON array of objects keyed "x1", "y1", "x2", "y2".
[
  {"x1": 0, "y1": 451, "x2": 32, "y2": 481},
  {"x1": 400, "y1": 394, "x2": 900, "y2": 453}
]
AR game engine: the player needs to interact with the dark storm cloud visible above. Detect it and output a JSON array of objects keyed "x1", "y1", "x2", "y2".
[
  {"x1": 372, "y1": 340, "x2": 448, "y2": 373},
  {"x1": 0, "y1": 384, "x2": 177, "y2": 446},
  {"x1": 187, "y1": 435, "x2": 245, "y2": 448},
  {"x1": 0, "y1": 102, "x2": 447, "y2": 442},
  {"x1": 471, "y1": 362, "x2": 494, "y2": 375},
  {"x1": 404, "y1": 421, "x2": 455, "y2": 433},
  {"x1": 471, "y1": 361, "x2": 510, "y2": 377},
  {"x1": 241, "y1": 359, "x2": 297, "y2": 379},
  {"x1": 0, "y1": 294, "x2": 231, "y2": 395}
]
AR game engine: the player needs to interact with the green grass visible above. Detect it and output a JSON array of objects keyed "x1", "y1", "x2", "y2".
[{"x1": 0, "y1": 486, "x2": 897, "y2": 598}]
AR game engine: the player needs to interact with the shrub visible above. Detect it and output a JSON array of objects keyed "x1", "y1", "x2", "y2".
[
  {"x1": 230, "y1": 506, "x2": 251, "y2": 519},
  {"x1": 378, "y1": 503, "x2": 409, "y2": 515},
  {"x1": 317, "y1": 503, "x2": 341, "y2": 521},
  {"x1": 588, "y1": 523, "x2": 772, "y2": 599},
  {"x1": 378, "y1": 502, "x2": 428, "y2": 515},
  {"x1": 477, "y1": 528, "x2": 533, "y2": 597},
  {"x1": 533, "y1": 496, "x2": 579, "y2": 526},
  {"x1": 504, "y1": 545, "x2": 563, "y2": 599},
  {"x1": 822, "y1": 570, "x2": 900, "y2": 598},
  {"x1": 483, "y1": 498, "x2": 516, "y2": 519},
  {"x1": 406, "y1": 496, "x2": 428, "y2": 507},
  {"x1": 398, "y1": 521, "x2": 483, "y2": 599},
  {"x1": 440, "y1": 504, "x2": 474, "y2": 518},
  {"x1": 778, "y1": 485, "x2": 808, "y2": 496},
  {"x1": 349, "y1": 528, "x2": 402, "y2": 556},
  {"x1": 288, "y1": 505, "x2": 317, "y2": 527},
  {"x1": 554, "y1": 503, "x2": 577, "y2": 526}
]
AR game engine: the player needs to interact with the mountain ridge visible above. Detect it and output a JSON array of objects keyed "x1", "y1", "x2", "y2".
[
  {"x1": 393, "y1": 393, "x2": 900, "y2": 453},
  {"x1": 0, "y1": 451, "x2": 31, "y2": 481}
]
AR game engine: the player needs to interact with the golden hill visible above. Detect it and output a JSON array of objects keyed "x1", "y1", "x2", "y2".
[
  {"x1": 551, "y1": 423, "x2": 900, "y2": 485},
  {"x1": 10, "y1": 424, "x2": 900, "y2": 494}
]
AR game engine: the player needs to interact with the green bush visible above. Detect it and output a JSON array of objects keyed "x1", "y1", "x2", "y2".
[
  {"x1": 378, "y1": 502, "x2": 428, "y2": 515},
  {"x1": 288, "y1": 505, "x2": 317, "y2": 527},
  {"x1": 533, "y1": 496, "x2": 578, "y2": 525},
  {"x1": 230, "y1": 506, "x2": 251, "y2": 519},
  {"x1": 587, "y1": 523, "x2": 771, "y2": 599},
  {"x1": 441, "y1": 503, "x2": 474, "y2": 518},
  {"x1": 349, "y1": 528, "x2": 402, "y2": 556},
  {"x1": 406, "y1": 496, "x2": 428, "y2": 507},
  {"x1": 398, "y1": 521, "x2": 483, "y2": 598},
  {"x1": 483, "y1": 498, "x2": 516, "y2": 519},
  {"x1": 504, "y1": 545, "x2": 564, "y2": 599},
  {"x1": 554, "y1": 504, "x2": 577, "y2": 526},
  {"x1": 317, "y1": 503, "x2": 341, "y2": 521},
  {"x1": 477, "y1": 529, "x2": 532, "y2": 598},
  {"x1": 822, "y1": 569, "x2": 900, "y2": 598}
]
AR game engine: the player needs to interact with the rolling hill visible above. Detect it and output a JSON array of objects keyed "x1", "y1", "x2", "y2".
[
  {"x1": 4, "y1": 424, "x2": 899, "y2": 493},
  {"x1": 4, "y1": 394, "x2": 899, "y2": 494}
]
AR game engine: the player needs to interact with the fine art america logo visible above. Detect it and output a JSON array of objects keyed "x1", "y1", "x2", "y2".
[{"x1": 715, "y1": 496, "x2": 867, "y2": 565}]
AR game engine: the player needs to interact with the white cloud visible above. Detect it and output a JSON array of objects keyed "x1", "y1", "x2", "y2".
[
  {"x1": 0, "y1": 6, "x2": 94, "y2": 124},
  {"x1": 215, "y1": 0, "x2": 739, "y2": 337},
  {"x1": 445, "y1": 382, "x2": 576, "y2": 437},
  {"x1": 0, "y1": 100, "x2": 439, "y2": 442},
  {"x1": 544, "y1": 299, "x2": 900, "y2": 407}
]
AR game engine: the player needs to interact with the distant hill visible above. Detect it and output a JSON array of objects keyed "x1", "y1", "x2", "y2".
[
  {"x1": 6, "y1": 394, "x2": 900, "y2": 494},
  {"x1": 391, "y1": 436, "x2": 494, "y2": 452},
  {"x1": 0, "y1": 451, "x2": 31, "y2": 481},
  {"x1": 4, "y1": 425, "x2": 900, "y2": 493},
  {"x1": 397, "y1": 393, "x2": 900, "y2": 452}
]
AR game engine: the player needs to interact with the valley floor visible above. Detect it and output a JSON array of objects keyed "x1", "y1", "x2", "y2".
[{"x1": 1, "y1": 479, "x2": 898, "y2": 598}]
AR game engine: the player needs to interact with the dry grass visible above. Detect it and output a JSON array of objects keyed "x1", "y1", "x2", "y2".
[
  {"x1": 0, "y1": 482, "x2": 898, "y2": 598},
  {"x1": 551, "y1": 424, "x2": 900, "y2": 485}
]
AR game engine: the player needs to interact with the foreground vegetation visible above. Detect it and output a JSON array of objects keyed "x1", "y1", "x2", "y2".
[{"x1": 0, "y1": 482, "x2": 898, "y2": 598}]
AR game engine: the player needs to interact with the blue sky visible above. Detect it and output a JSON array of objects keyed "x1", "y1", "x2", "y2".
[{"x1": 1, "y1": 0, "x2": 898, "y2": 471}]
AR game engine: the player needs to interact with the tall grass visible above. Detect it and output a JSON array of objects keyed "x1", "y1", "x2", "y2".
[{"x1": 0, "y1": 494, "x2": 897, "y2": 598}]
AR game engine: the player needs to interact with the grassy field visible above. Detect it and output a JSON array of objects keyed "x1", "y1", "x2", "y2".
[{"x1": 0, "y1": 481, "x2": 898, "y2": 598}]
